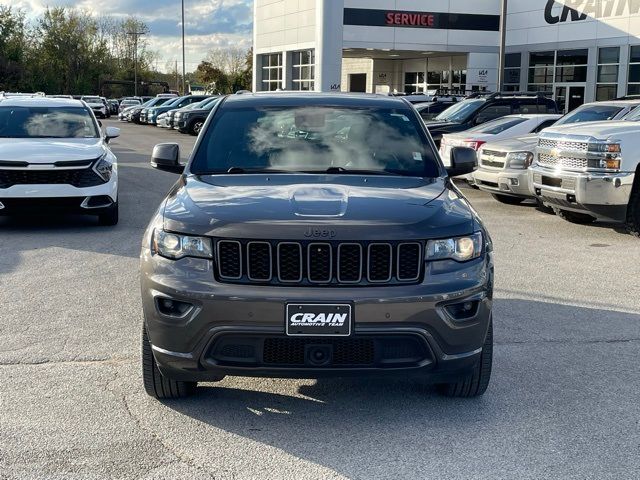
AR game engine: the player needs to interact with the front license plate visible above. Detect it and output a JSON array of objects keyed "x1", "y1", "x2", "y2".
[{"x1": 286, "y1": 304, "x2": 352, "y2": 337}]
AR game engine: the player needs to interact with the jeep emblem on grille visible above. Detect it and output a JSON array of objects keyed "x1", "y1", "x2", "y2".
[{"x1": 304, "y1": 227, "x2": 336, "y2": 238}]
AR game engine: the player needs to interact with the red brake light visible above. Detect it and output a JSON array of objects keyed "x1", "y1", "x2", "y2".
[{"x1": 463, "y1": 140, "x2": 486, "y2": 151}]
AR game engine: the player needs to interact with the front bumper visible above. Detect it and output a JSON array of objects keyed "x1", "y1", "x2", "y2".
[
  {"x1": 0, "y1": 173, "x2": 118, "y2": 213},
  {"x1": 529, "y1": 165, "x2": 634, "y2": 222},
  {"x1": 141, "y1": 248, "x2": 493, "y2": 382},
  {"x1": 473, "y1": 167, "x2": 532, "y2": 198}
]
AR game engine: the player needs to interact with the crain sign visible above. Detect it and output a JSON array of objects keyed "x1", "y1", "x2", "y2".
[
  {"x1": 290, "y1": 312, "x2": 348, "y2": 327},
  {"x1": 544, "y1": 0, "x2": 640, "y2": 24}
]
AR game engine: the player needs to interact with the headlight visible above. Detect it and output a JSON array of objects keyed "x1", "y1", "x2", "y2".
[
  {"x1": 506, "y1": 151, "x2": 534, "y2": 169},
  {"x1": 152, "y1": 229, "x2": 213, "y2": 260},
  {"x1": 93, "y1": 154, "x2": 113, "y2": 182},
  {"x1": 426, "y1": 232, "x2": 483, "y2": 262}
]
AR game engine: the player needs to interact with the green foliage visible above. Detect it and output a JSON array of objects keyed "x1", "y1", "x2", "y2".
[
  {"x1": 0, "y1": 6, "x2": 163, "y2": 96},
  {"x1": 194, "y1": 47, "x2": 253, "y2": 94}
]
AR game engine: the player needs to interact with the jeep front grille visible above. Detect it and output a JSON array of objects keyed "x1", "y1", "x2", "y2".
[{"x1": 215, "y1": 240, "x2": 424, "y2": 286}]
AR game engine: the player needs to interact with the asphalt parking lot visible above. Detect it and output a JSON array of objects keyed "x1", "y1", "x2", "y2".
[{"x1": 1, "y1": 119, "x2": 640, "y2": 480}]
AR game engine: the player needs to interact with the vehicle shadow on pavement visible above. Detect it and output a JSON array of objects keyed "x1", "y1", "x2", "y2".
[{"x1": 158, "y1": 299, "x2": 640, "y2": 478}]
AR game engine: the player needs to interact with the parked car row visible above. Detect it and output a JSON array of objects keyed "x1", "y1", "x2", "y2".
[
  {"x1": 119, "y1": 94, "x2": 221, "y2": 136},
  {"x1": 431, "y1": 95, "x2": 640, "y2": 235}
]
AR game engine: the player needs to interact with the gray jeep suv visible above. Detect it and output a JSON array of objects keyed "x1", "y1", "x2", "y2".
[{"x1": 141, "y1": 93, "x2": 494, "y2": 399}]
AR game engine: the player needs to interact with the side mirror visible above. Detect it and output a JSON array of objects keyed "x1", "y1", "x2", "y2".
[
  {"x1": 104, "y1": 126, "x2": 120, "y2": 143},
  {"x1": 446, "y1": 147, "x2": 477, "y2": 177},
  {"x1": 151, "y1": 143, "x2": 184, "y2": 174}
]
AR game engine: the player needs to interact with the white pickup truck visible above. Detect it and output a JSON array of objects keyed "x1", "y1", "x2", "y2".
[{"x1": 529, "y1": 120, "x2": 640, "y2": 235}]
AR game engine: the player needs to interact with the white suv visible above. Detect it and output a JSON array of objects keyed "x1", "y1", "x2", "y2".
[{"x1": 0, "y1": 97, "x2": 120, "y2": 225}]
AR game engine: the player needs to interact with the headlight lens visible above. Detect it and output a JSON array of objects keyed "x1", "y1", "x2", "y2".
[
  {"x1": 93, "y1": 154, "x2": 113, "y2": 182},
  {"x1": 506, "y1": 151, "x2": 534, "y2": 169},
  {"x1": 426, "y1": 232, "x2": 483, "y2": 262},
  {"x1": 152, "y1": 229, "x2": 213, "y2": 260}
]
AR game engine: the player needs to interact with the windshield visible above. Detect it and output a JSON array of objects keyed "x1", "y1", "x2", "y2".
[
  {"x1": 623, "y1": 105, "x2": 640, "y2": 121},
  {"x1": 467, "y1": 116, "x2": 528, "y2": 134},
  {"x1": 555, "y1": 104, "x2": 624, "y2": 125},
  {"x1": 0, "y1": 106, "x2": 99, "y2": 138},
  {"x1": 191, "y1": 106, "x2": 440, "y2": 177},
  {"x1": 434, "y1": 99, "x2": 484, "y2": 122},
  {"x1": 122, "y1": 100, "x2": 140, "y2": 106},
  {"x1": 81, "y1": 96, "x2": 101, "y2": 103}
]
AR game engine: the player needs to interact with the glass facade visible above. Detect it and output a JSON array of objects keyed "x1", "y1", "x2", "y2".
[
  {"x1": 527, "y1": 49, "x2": 588, "y2": 93},
  {"x1": 291, "y1": 50, "x2": 315, "y2": 91}
]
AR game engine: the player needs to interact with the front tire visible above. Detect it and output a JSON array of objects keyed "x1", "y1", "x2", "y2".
[
  {"x1": 189, "y1": 119, "x2": 204, "y2": 136},
  {"x1": 438, "y1": 320, "x2": 493, "y2": 398},
  {"x1": 492, "y1": 194, "x2": 524, "y2": 205},
  {"x1": 553, "y1": 207, "x2": 596, "y2": 224},
  {"x1": 142, "y1": 324, "x2": 197, "y2": 399},
  {"x1": 626, "y1": 179, "x2": 640, "y2": 237},
  {"x1": 98, "y1": 201, "x2": 119, "y2": 226}
]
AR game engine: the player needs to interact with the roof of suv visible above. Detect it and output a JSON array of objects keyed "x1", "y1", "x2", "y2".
[
  {"x1": 580, "y1": 100, "x2": 640, "y2": 107},
  {"x1": 0, "y1": 96, "x2": 83, "y2": 108},
  {"x1": 223, "y1": 92, "x2": 414, "y2": 108}
]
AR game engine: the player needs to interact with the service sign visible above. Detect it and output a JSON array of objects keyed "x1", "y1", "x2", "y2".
[{"x1": 343, "y1": 8, "x2": 499, "y2": 32}]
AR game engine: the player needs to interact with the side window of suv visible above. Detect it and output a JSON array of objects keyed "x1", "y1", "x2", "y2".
[
  {"x1": 474, "y1": 103, "x2": 512, "y2": 125},
  {"x1": 516, "y1": 101, "x2": 556, "y2": 114}
]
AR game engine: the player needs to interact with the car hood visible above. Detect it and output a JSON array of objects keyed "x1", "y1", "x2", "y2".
[
  {"x1": 84, "y1": 101, "x2": 103, "y2": 107},
  {"x1": 482, "y1": 134, "x2": 539, "y2": 152},
  {"x1": 0, "y1": 138, "x2": 105, "y2": 164},
  {"x1": 163, "y1": 175, "x2": 475, "y2": 240}
]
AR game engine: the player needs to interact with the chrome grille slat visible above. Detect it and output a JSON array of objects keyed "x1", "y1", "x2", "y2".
[
  {"x1": 538, "y1": 138, "x2": 588, "y2": 152},
  {"x1": 538, "y1": 153, "x2": 588, "y2": 170},
  {"x1": 215, "y1": 240, "x2": 422, "y2": 286}
]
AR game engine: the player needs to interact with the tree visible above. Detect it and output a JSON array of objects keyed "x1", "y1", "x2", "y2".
[
  {"x1": 0, "y1": 6, "x2": 29, "y2": 91},
  {"x1": 195, "y1": 46, "x2": 253, "y2": 94}
]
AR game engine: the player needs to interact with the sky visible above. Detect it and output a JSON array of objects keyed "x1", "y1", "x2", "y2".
[{"x1": 11, "y1": 0, "x2": 254, "y2": 72}]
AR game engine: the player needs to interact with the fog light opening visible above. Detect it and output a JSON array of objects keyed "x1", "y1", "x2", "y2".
[
  {"x1": 567, "y1": 194, "x2": 576, "y2": 203},
  {"x1": 445, "y1": 300, "x2": 480, "y2": 321},
  {"x1": 510, "y1": 178, "x2": 519, "y2": 186},
  {"x1": 155, "y1": 297, "x2": 194, "y2": 317}
]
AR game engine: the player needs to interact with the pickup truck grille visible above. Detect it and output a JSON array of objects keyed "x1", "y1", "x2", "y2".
[
  {"x1": 215, "y1": 240, "x2": 424, "y2": 286},
  {"x1": 479, "y1": 150, "x2": 507, "y2": 168},
  {"x1": 0, "y1": 165, "x2": 104, "y2": 188},
  {"x1": 538, "y1": 153, "x2": 588, "y2": 170},
  {"x1": 538, "y1": 138, "x2": 589, "y2": 152}
]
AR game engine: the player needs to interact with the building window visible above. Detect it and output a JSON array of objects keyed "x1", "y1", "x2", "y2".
[
  {"x1": 291, "y1": 50, "x2": 315, "y2": 91},
  {"x1": 528, "y1": 49, "x2": 589, "y2": 93},
  {"x1": 555, "y1": 49, "x2": 588, "y2": 82},
  {"x1": 404, "y1": 72, "x2": 425, "y2": 94},
  {"x1": 597, "y1": 47, "x2": 619, "y2": 101},
  {"x1": 528, "y1": 51, "x2": 554, "y2": 93},
  {"x1": 503, "y1": 53, "x2": 521, "y2": 92},
  {"x1": 628, "y1": 46, "x2": 640, "y2": 95},
  {"x1": 260, "y1": 53, "x2": 282, "y2": 91}
]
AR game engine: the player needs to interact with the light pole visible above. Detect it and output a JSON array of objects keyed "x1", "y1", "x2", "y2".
[
  {"x1": 127, "y1": 30, "x2": 146, "y2": 97},
  {"x1": 181, "y1": 0, "x2": 186, "y2": 94},
  {"x1": 497, "y1": 0, "x2": 508, "y2": 92}
]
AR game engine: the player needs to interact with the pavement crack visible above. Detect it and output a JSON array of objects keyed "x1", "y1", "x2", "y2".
[
  {"x1": 107, "y1": 375, "x2": 216, "y2": 480},
  {"x1": 0, "y1": 357, "x2": 134, "y2": 367}
]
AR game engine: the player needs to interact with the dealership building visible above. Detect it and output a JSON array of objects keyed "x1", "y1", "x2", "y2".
[{"x1": 253, "y1": 0, "x2": 640, "y2": 112}]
